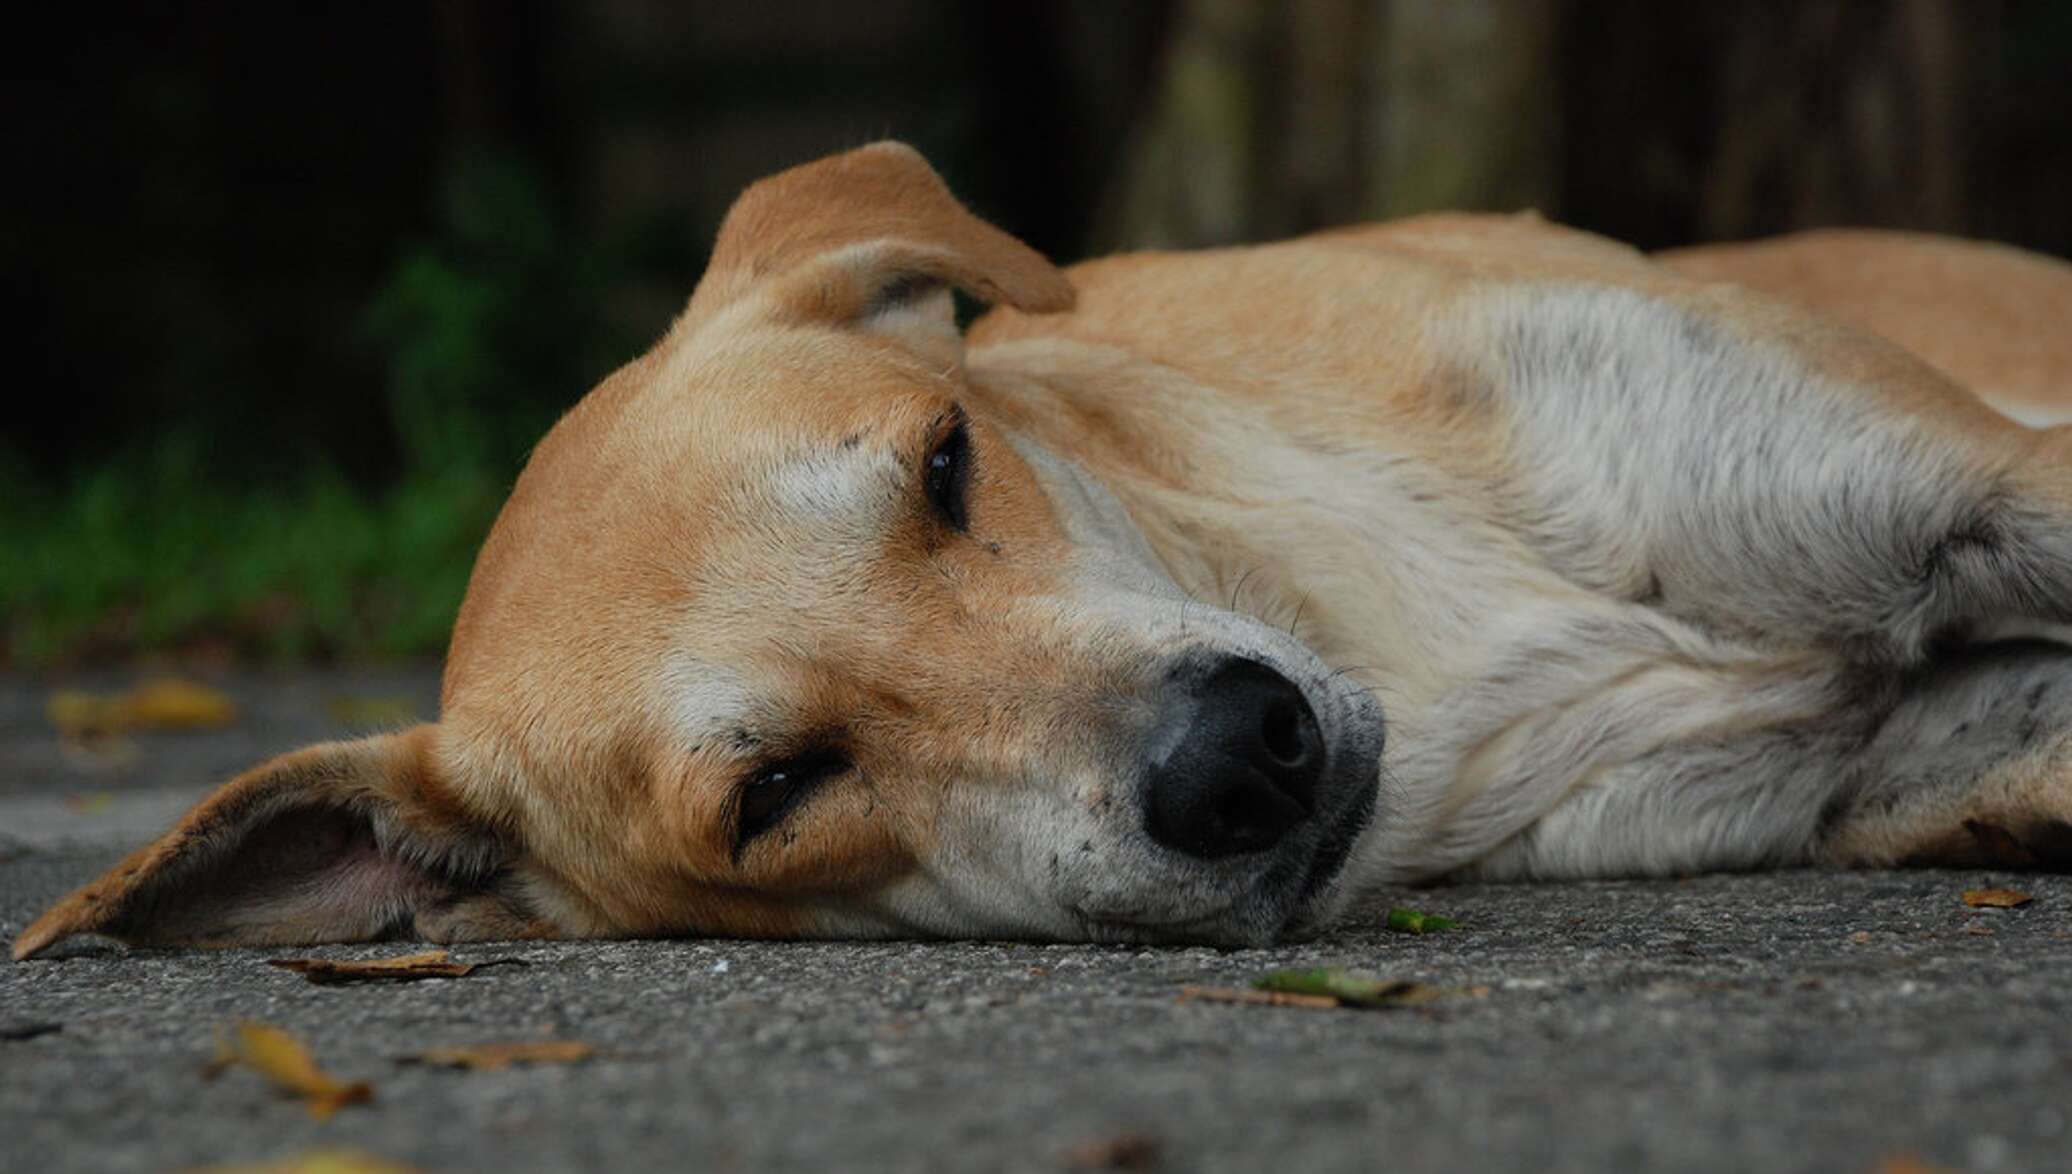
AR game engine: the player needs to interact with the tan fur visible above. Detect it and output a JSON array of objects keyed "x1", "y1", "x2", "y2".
[
  {"x1": 18, "y1": 144, "x2": 2072, "y2": 957},
  {"x1": 1659, "y1": 229, "x2": 2072, "y2": 425}
]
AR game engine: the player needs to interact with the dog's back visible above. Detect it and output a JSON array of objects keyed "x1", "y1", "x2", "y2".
[{"x1": 1659, "y1": 230, "x2": 2072, "y2": 426}]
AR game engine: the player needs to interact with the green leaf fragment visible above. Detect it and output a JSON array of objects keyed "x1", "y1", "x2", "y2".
[
  {"x1": 1385, "y1": 907, "x2": 1457, "y2": 934},
  {"x1": 1251, "y1": 967, "x2": 1452, "y2": 1008}
]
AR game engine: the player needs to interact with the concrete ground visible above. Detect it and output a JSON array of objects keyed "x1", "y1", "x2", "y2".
[{"x1": 2, "y1": 667, "x2": 2069, "y2": 1173}]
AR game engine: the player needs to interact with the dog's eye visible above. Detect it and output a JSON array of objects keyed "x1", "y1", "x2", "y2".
[
  {"x1": 923, "y1": 416, "x2": 971, "y2": 531},
  {"x1": 735, "y1": 750, "x2": 849, "y2": 850}
]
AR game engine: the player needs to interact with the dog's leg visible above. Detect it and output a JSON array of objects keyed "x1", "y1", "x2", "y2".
[
  {"x1": 1457, "y1": 639, "x2": 2072, "y2": 880},
  {"x1": 1820, "y1": 639, "x2": 2072, "y2": 869},
  {"x1": 1470, "y1": 283, "x2": 2072, "y2": 667},
  {"x1": 1420, "y1": 281, "x2": 2072, "y2": 878}
]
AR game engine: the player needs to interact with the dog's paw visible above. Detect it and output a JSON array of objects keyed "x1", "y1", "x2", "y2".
[{"x1": 1923, "y1": 817, "x2": 2072, "y2": 870}]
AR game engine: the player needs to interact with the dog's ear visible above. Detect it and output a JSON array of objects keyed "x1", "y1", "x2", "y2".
[
  {"x1": 681, "y1": 141, "x2": 1074, "y2": 367},
  {"x1": 12, "y1": 726, "x2": 544, "y2": 959}
]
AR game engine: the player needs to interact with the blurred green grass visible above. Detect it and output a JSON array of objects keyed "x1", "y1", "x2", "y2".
[
  {"x1": 3, "y1": 151, "x2": 660, "y2": 668},
  {"x1": 0, "y1": 447, "x2": 505, "y2": 664}
]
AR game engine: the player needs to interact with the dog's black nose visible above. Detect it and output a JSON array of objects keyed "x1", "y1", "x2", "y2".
[{"x1": 1142, "y1": 656, "x2": 1327, "y2": 859}]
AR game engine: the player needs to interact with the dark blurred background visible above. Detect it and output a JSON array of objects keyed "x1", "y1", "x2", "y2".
[{"x1": 5, "y1": 0, "x2": 2070, "y2": 667}]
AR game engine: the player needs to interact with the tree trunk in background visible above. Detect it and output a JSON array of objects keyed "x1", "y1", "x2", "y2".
[
  {"x1": 1565, "y1": 0, "x2": 1995, "y2": 249},
  {"x1": 1101, "y1": 0, "x2": 1995, "y2": 252},
  {"x1": 1096, "y1": 0, "x2": 1564, "y2": 250},
  {"x1": 1361, "y1": 0, "x2": 1563, "y2": 222},
  {"x1": 1694, "y1": 0, "x2": 1974, "y2": 241},
  {"x1": 1093, "y1": 0, "x2": 1271, "y2": 250}
]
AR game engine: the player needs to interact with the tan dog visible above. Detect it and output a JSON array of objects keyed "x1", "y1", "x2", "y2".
[{"x1": 18, "y1": 143, "x2": 2072, "y2": 957}]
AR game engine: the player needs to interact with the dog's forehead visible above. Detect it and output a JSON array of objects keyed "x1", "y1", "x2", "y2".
[
  {"x1": 641, "y1": 326, "x2": 957, "y2": 463},
  {"x1": 442, "y1": 328, "x2": 952, "y2": 718},
  {"x1": 648, "y1": 332, "x2": 963, "y2": 570}
]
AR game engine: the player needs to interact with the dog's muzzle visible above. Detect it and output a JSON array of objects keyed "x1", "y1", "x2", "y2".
[{"x1": 1141, "y1": 656, "x2": 1328, "y2": 858}]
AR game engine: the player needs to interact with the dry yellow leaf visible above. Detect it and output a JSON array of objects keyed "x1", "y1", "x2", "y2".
[
  {"x1": 267, "y1": 949, "x2": 520, "y2": 985},
  {"x1": 46, "y1": 691, "x2": 108, "y2": 738},
  {"x1": 190, "y1": 1149, "x2": 421, "y2": 1174},
  {"x1": 49, "y1": 678, "x2": 237, "y2": 740},
  {"x1": 209, "y1": 1021, "x2": 372, "y2": 1120},
  {"x1": 1961, "y1": 888, "x2": 2034, "y2": 909},
  {"x1": 402, "y1": 1040, "x2": 596, "y2": 1070},
  {"x1": 125, "y1": 678, "x2": 239, "y2": 727},
  {"x1": 55, "y1": 733, "x2": 141, "y2": 769}
]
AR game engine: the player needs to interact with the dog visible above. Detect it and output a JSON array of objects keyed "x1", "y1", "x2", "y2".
[{"x1": 17, "y1": 142, "x2": 2072, "y2": 958}]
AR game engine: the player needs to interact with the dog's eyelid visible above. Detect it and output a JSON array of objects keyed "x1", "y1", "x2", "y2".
[
  {"x1": 729, "y1": 746, "x2": 852, "y2": 860},
  {"x1": 865, "y1": 271, "x2": 944, "y2": 318},
  {"x1": 921, "y1": 405, "x2": 973, "y2": 532},
  {"x1": 920, "y1": 403, "x2": 969, "y2": 449},
  {"x1": 750, "y1": 745, "x2": 849, "y2": 780}
]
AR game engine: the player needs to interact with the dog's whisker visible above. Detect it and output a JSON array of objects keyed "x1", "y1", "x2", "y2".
[{"x1": 1229, "y1": 566, "x2": 1259, "y2": 612}]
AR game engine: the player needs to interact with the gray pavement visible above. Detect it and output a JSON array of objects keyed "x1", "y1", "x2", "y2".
[{"x1": 2, "y1": 667, "x2": 2070, "y2": 1173}]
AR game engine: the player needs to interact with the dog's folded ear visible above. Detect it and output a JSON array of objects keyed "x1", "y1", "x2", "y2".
[
  {"x1": 12, "y1": 726, "x2": 543, "y2": 960},
  {"x1": 681, "y1": 141, "x2": 1074, "y2": 367}
]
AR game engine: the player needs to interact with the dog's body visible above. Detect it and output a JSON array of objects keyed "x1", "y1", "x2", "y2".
[{"x1": 18, "y1": 144, "x2": 2072, "y2": 957}]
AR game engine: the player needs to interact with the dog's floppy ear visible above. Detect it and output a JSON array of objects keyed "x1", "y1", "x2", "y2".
[
  {"x1": 12, "y1": 726, "x2": 542, "y2": 959},
  {"x1": 681, "y1": 141, "x2": 1074, "y2": 366}
]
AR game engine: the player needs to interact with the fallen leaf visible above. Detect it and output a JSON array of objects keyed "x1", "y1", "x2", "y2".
[
  {"x1": 1253, "y1": 967, "x2": 1459, "y2": 1008},
  {"x1": 1847, "y1": 930, "x2": 1873, "y2": 944},
  {"x1": 1385, "y1": 906, "x2": 1458, "y2": 934},
  {"x1": 49, "y1": 678, "x2": 237, "y2": 740},
  {"x1": 207, "y1": 1021, "x2": 372, "y2": 1121},
  {"x1": 46, "y1": 691, "x2": 107, "y2": 739},
  {"x1": 189, "y1": 1149, "x2": 421, "y2": 1173},
  {"x1": 56, "y1": 735, "x2": 141, "y2": 769},
  {"x1": 1064, "y1": 1132, "x2": 1162, "y2": 1169},
  {"x1": 268, "y1": 949, "x2": 524, "y2": 985},
  {"x1": 323, "y1": 696, "x2": 419, "y2": 729},
  {"x1": 1961, "y1": 889, "x2": 2033, "y2": 909},
  {"x1": 399, "y1": 1041, "x2": 594, "y2": 1070},
  {"x1": 63, "y1": 792, "x2": 115, "y2": 814},
  {"x1": 126, "y1": 678, "x2": 240, "y2": 726},
  {"x1": 1178, "y1": 985, "x2": 1341, "y2": 1010},
  {"x1": 1, "y1": 1020, "x2": 63, "y2": 1042}
]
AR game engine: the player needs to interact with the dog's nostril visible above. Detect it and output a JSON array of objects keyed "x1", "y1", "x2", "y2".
[
  {"x1": 1211, "y1": 780, "x2": 1293, "y2": 852},
  {"x1": 1261, "y1": 697, "x2": 1308, "y2": 765}
]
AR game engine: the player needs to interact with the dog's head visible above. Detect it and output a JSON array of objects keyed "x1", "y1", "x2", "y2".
[{"x1": 14, "y1": 144, "x2": 1384, "y2": 959}]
